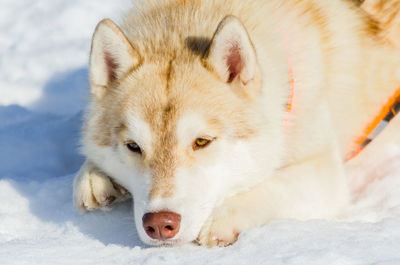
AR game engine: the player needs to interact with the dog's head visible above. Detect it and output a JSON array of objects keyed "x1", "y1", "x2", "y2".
[{"x1": 82, "y1": 16, "x2": 284, "y2": 246}]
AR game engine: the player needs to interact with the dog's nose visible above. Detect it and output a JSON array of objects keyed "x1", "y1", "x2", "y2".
[{"x1": 142, "y1": 211, "x2": 181, "y2": 240}]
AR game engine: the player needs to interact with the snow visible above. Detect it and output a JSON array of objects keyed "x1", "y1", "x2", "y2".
[{"x1": 1, "y1": 0, "x2": 400, "y2": 264}]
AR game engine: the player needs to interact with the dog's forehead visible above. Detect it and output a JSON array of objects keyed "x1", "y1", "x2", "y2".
[
  {"x1": 121, "y1": 60, "x2": 219, "y2": 131},
  {"x1": 118, "y1": 56, "x2": 256, "y2": 146}
]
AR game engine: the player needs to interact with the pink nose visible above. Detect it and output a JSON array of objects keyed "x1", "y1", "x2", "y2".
[{"x1": 142, "y1": 211, "x2": 181, "y2": 240}]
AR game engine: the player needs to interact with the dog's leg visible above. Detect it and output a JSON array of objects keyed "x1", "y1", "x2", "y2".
[
  {"x1": 197, "y1": 147, "x2": 349, "y2": 247},
  {"x1": 73, "y1": 160, "x2": 131, "y2": 212}
]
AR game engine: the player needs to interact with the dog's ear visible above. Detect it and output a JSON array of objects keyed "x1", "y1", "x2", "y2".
[
  {"x1": 205, "y1": 15, "x2": 257, "y2": 85},
  {"x1": 89, "y1": 19, "x2": 140, "y2": 99}
]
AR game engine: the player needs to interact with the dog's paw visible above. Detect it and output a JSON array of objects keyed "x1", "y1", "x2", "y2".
[
  {"x1": 73, "y1": 161, "x2": 130, "y2": 212},
  {"x1": 197, "y1": 215, "x2": 240, "y2": 247}
]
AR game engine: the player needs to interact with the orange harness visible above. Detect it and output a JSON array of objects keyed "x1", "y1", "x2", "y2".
[
  {"x1": 346, "y1": 89, "x2": 400, "y2": 160},
  {"x1": 285, "y1": 66, "x2": 400, "y2": 161}
]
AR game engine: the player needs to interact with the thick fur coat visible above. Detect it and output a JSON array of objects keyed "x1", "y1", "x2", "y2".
[{"x1": 73, "y1": 0, "x2": 400, "y2": 247}]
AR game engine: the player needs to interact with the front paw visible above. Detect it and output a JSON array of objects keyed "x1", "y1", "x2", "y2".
[
  {"x1": 197, "y1": 215, "x2": 240, "y2": 247},
  {"x1": 73, "y1": 161, "x2": 130, "y2": 212}
]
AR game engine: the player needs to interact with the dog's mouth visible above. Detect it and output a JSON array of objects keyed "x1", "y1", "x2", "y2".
[{"x1": 145, "y1": 237, "x2": 184, "y2": 247}]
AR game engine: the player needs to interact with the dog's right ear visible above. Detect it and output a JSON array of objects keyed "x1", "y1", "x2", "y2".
[{"x1": 89, "y1": 19, "x2": 141, "y2": 99}]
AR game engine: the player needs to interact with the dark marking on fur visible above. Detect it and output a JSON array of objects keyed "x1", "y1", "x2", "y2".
[
  {"x1": 185, "y1": 36, "x2": 211, "y2": 57},
  {"x1": 349, "y1": 0, "x2": 362, "y2": 6},
  {"x1": 365, "y1": 16, "x2": 381, "y2": 36},
  {"x1": 165, "y1": 58, "x2": 174, "y2": 93}
]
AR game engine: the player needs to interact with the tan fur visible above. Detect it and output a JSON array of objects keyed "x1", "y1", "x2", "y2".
[
  {"x1": 113, "y1": 0, "x2": 400, "y2": 165},
  {"x1": 361, "y1": 0, "x2": 400, "y2": 47},
  {"x1": 74, "y1": 0, "x2": 400, "y2": 247}
]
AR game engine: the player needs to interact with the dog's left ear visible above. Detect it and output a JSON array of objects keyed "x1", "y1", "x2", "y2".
[{"x1": 205, "y1": 15, "x2": 257, "y2": 85}]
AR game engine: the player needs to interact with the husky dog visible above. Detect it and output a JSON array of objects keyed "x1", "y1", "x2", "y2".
[{"x1": 73, "y1": 0, "x2": 400, "y2": 247}]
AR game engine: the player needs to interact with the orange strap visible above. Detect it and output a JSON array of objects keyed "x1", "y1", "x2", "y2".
[
  {"x1": 281, "y1": 53, "x2": 295, "y2": 126},
  {"x1": 283, "y1": 61, "x2": 400, "y2": 161},
  {"x1": 287, "y1": 66, "x2": 295, "y2": 113},
  {"x1": 282, "y1": 32, "x2": 400, "y2": 161},
  {"x1": 346, "y1": 87, "x2": 400, "y2": 160}
]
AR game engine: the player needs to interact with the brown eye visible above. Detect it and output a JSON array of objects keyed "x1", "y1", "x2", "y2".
[
  {"x1": 126, "y1": 141, "x2": 142, "y2": 154},
  {"x1": 193, "y1": 137, "x2": 213, "y2": 150}
]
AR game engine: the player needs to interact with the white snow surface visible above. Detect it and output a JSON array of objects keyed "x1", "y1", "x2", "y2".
[{"x1": 1, "y1": 0, "x2": 400, "y2": 264}]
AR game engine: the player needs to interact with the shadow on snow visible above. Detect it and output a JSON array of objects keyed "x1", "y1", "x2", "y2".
[{"x1": 0, "y1": 67, "x2": 145, "y2": 248}]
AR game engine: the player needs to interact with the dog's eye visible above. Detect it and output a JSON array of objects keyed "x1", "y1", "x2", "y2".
[
  {"x1": 126, "y1": 141, "x2": 142, "y2": 154},
  {"x1": 193, "y1": 137, "x2": 213, "y2": 150}
]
